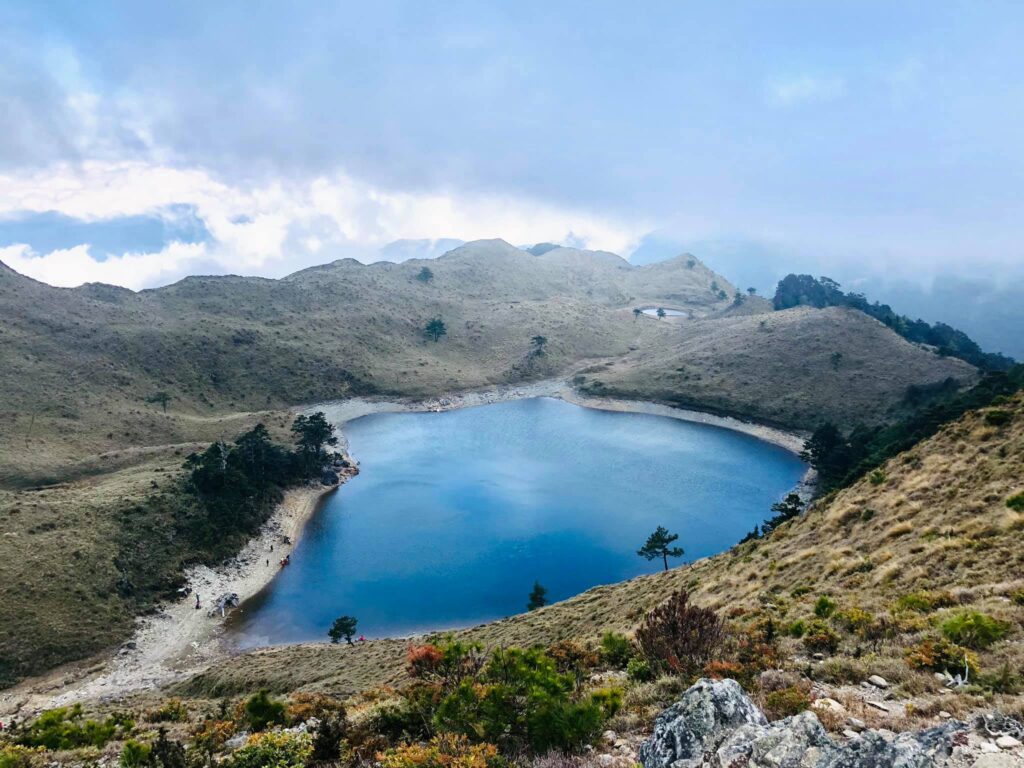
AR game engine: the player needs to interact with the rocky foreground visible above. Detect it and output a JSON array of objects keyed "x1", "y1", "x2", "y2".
[{"x1": 638, "y1": 679, "x2": 1023, "y2": 768}]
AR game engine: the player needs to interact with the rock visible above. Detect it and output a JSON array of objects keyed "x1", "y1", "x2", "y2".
[
  {"x1": 971, "y1": 755, "x2": 1022, "y2": 768},
  {"x1": 866, "y1": 675, "x2": 890, "y2": 689},
  {"x1": 638, "y1": 678, "x2": 969, "y2": 768},
  {"x1": 866, "y1": 700, "x2": 891, "y2": 713},
  {"x1": 842, "y1": 729, "x2": 860, "y2": 740},
  {"x1": 940, "y1": 711, "x2": 952, "y2": 719},
  {"x1": 813, "y1": 652, "x2": 825, "y2": 660},
  {"x1": 996, "y1": 735, "x2": 1022, "y2": 750},
  {"x1": 812, "y1": 698, "x2": 845, "y2": 714},
  {"x1": 596, "y1": 754, "x2": 615, "y2": 767},
  {"x1": 225, "y1": 732, "x2": 249, "y2": 750},
  {"x1": 847, "y1": 717, "x2": 867, "y2": 732},
  {"x1": 602, "y1": 730, "x2": 617, "y2": 744}
]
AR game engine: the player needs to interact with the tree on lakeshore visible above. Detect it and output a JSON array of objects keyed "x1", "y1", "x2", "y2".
[
  {"x1": 656, "y1": 307, "x2": 666, "y2": 319},
  {"x1": 527, "y1": 581, "x2": 548, "y2": 611},
  {"x1": 416, "y1": 266, "x2": 434, "y2": 283},
  {"x1": 638, "y1": 526, "x2": 684, "y2": 571},
  {"x1": 329, "y1": 615, "x2": 358, "y2": 645},
  {"x1": 530, "y1": 335, "x2": 548, "y2": 356},
  {"x1": 747, "y1": 287, "x2": 757, "y2": 295},
  {"x1": 633, "y1": 307, "x2": 642, "y2": 321},
  {"x1": 761, "y1": 493, "x2": 804, "y2": 535},
  {"x1": 146, "y1": 390, "x2": 173, "y2": 413},
  {"x1": 424, "y1": 317, "x2": 447, "y2": 342},
  {"x1": 292, "y1": 412, "x2": 338, "y2": 474}
]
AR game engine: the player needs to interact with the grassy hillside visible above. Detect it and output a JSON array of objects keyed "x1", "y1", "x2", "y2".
[
  {"x1": 183, "y1": 391, "x2": 1024, "y2": 713},
  {"x1": 580, "y1": 306, "x2": 977, "y2": 430}
]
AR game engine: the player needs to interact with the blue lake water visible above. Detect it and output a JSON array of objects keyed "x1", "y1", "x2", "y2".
[{"x1": 230, "y1": 397, "x2": 805, "y2": 647}]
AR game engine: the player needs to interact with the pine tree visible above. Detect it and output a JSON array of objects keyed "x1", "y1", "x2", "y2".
[
  {"x1": 527, "y1": 581, "x2": 548, "y2": 611},
  {"x1": 637, "y1": 526, "x2": 684, "y2": 571}
]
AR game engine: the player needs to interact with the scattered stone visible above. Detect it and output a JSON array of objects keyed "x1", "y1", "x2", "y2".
[
  {"x1": 996, "y1": 735, "x2": 1022, "y2": 750},
  {"x1": 971, "y1": 755, "x2": 1021, "y2": 768},
  {"x1": 813, "y1": 652, "x2": 825, "y2": 661},
  {"x1": 866, "y1": 675, "x2": 889, "y2": 689},
  {"x1": 846, "y1": 717, "x2": 867, "y2": 732},
  {"x1": 596, "y1": 754, "x2": 615, "y2": 767},
  {"x1": 940, "y1": 711, "x2": 952, "y2": 719},
  {"x1": 842, "y1": 729, "x2": 860, "y2": 740},
  {"x1": 812, "y1": 698, "x2": 845, "y2": 714},
  {"x1": 603, "y1": 730, "x2": 617, "y2": 744},
  {"x1": 866, "y1": 700, "x2": 890, "y2": 713}
]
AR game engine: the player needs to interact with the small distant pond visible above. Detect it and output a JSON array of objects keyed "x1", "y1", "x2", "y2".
[
  {"x1": 642, "y1": 307, "x2": 686, "y2": 317},
  {"x1": 229, "y1": 398, "x2": 805, "y2": 647}
]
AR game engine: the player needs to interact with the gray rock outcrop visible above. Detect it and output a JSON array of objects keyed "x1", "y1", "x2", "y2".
[{"x1": 639, "y1": 678, "x2": 969, "y2": 768}]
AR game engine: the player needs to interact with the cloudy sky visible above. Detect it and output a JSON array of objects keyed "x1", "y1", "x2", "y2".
[{"x1": 1, "y1": 1, "x2": 1023, "y2": 291}]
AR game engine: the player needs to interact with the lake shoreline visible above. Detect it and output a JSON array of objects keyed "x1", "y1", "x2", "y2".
[{"x1": 7, "y1": 378, "x2": 812, "y2": 714}]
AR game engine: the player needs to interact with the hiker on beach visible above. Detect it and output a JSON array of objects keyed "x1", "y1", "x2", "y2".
[{"x1": 195, "y1": 593, "x2": 200, "y2": 610}]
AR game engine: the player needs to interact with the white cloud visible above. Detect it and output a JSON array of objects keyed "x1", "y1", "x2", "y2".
[
  {"x1": 765, "y1": 75, "x2": 846, "y2": 107},
  {"x1": 1, "y1": 241, "x2": 208, "y2": 290},
  {"x1": 0, "y1": 161, "x2": 648, "y2": 288}
]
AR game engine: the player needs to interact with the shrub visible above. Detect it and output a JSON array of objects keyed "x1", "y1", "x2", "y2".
[
  {"x1": 599, "y1": 632, "x2": 633, "y2": 669},
  {"x1": 1010, "y1": 588, "x2": 1024, "y2": 606},
  {"x1": 378, "y1": 733, "x2": 502, "y2": 768},
  {"x1": 790, "y1": 585, "x2": 812, "y2": 598},
  {"x1": 17, "y1": 705, "x2": 131, "y2": 750},
  {"x1": 976, "y1": 664, "x2": 1022, "y2": 695},
  {"x1": 223, "y1": 732, "x2": 311, "y2": 768},
  {"x1": 635, "y1": 591, "x2": 725, "y2": 675},
  {"x1": 894, "y1": 591, "x2": 957, "y2": 613},
  {"x1": 435, "y1": 647, "x2": 610, "y2": 753},
  {"x1": 120, "y1": 740, "x2": 152, "y2": 768},
  {"x1": 940, "y1": 611, "x2": 1010, "y2": 650},
  {"x1": 762, "y1": 685, "x2": 811, "y2": 720},
  {"x1": 786, "y1": 620, "x2": 807, "y2": 638},
  {"x1": 813, "y1": 596, "x2": 837, "y2": 618},
  {"x1": 145, "y1": 698, "x2": 188, "y2": 723},
  {"x1": 869, "y1": 470, "x2": 886, "y2": 485},
  {"x1": 1007, "y1": 492, "x2": 1024, "y2": 513},
  {"x1": 407, "y1": 644, "x2": 445, "y2": 679},
  {"x1": 801, "y1": 621, "x2": 840, "y2": 655},
  {"x1": 905, "y1": 638, "x2": 978, "y2": 677},
  {"x1": 0, "y1": 745, "x2": 44, "y2": 768},
  {"x1": 626, "y1": 658, "x2": 654, "y2": 682},
  {"x1": 244, "y1": 690, "x2": 286, "y2": 732},
  {"x1": 286, "y1": 692, "x2": 346, "y2": 724},
  {"x1": 190, "y1": 720, "x2": 237, "y2": 762},
  {"x1": 703, "y1": 661, "x2": 744, "y2": 680},
  {"x1": 372, "y1": 683, "x2": 442, "y2": 742},
  {"x1": 548, "y1": 640, "x2": 599, "y2": 683},
  {"x1": 984, "y1": 409, "x2": 1013, "y2": 427},
  {"x1": 832, "y1": 606, "x2": 873, "y2": 635}
]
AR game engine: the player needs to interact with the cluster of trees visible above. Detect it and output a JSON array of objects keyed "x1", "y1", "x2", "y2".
[
  {"x1": 739, "y1": 492, "x2": 805, "y2": 543},
  {"x1": 800, "y1": 365, "x2": 1024, "y2": 492},
  {"x1": 772, "y1": 274, "x2": 1014, "y2": 371}
]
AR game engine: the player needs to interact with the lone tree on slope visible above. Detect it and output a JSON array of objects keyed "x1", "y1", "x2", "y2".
[
  {"x1": 638, "y1": 526, "x2": 684, "y2": 571},
  {"x1": 656, "y1": 307, "x2": 666, "y2": 319},
  {"x1": 527, "y1": 581, "x2": 548, "y2": 611},
  {"x1": 424, "y1": 317, "x2": 447, "y2": 342},
  {"x1": 416, "y1": 266, "x2": 434, "y2": 283},
  {"x1": 633, "y1": 307, "x2": 642, "y2": 321},
  {"x1": 530, "y1": 335, "x2": 548, "y2": 356},
  {"x1": 146, "y1": 391, "x2": 173, "y2": 413},
  {"x1": 329, "y1": 615, "x2": 358, "y2": 645}
]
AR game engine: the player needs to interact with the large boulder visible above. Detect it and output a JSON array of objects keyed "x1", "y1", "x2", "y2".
[{"x1": 639, "y1": 678, "x2": 967, "y2": 768}]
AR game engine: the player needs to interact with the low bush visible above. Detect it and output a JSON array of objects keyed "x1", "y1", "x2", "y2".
[
  {"x1": 975, "y1": 664, "x2": 1022, "y2": 695},
  {"x1": 434, "y1": 647, "x2": 616, "y2": 753},
  {"x1": 599, "y1": 632, "x2": 633, "y2": 669},
  {"x1": 801, "y1": 621, "x2": 840, "y2": 655},
  {"x1": 548, "y1": 640, "x2": 600, "y2": 682},
  {"x1": 17, "y1": 705, "x2": 132, "y2": 750},
  {"x1": 0, "y1": 745, "x2": 44, "y2": 768},
  {"x1": 626, "y1": 658, "x2": 653, "y2": 682},
  {"x1": 378, "y1": 733, "x2": 503, "y2": 768},
  {"x1": 940, "y1": 611, "x2": 1010, "y2": 650},
  {"x1": 785, "y1": 620, "x2": 807, "y2": 638},
  {"x1": 243, "y1": 690, "x2": 286, "y2": 732},
  {"x1": 222, "y1": 732, "x2": 311, "y2": 768},
  {"x1": 145, "y1": 698, "x2": 188, "y2": 723},
  {"x1": 635, "y1": 590, "x2": 725, "y2": 675},
  {"x1": 984, "y1": 409, "x2": 1013, "y2": 427},
  {"x1": 762, "y1": 685, "x2": 811, "y2": 721},
  {"x1": 286, "y1": 692, "x2": 346, "y2": 724},
  {"x1": 905, "y1": 638, "x2": 978, "y2": 677},
  {"x1": 1010, "y1": 588, "x2": 1024, "y2": 606},
  {"x1": 120, "y1": 740, "x2": 151, "y2": 768},
  {"x1": 894, "y1": 591, "x2": 957, "y2": 614},
  {"x1": 832, "y1": 606, "x2": 872, "y2": 634},
  {"x1": 1007, "y1": 492, "x2": 1024, "y2": 513},
  {"x1": 813, "y1": 596, "x2": 837, "y2": 618}
]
